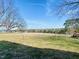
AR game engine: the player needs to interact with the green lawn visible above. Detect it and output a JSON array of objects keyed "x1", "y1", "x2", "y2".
[{"x1": 0, "y1": 33, "x2": 79, "y2": 59}]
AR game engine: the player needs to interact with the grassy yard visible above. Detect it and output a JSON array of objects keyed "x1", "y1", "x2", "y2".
[{"x1": 0, "y1": 33, "x2": 79, "y2": 59}]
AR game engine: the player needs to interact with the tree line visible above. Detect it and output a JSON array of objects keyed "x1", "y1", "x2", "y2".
[{"x1": 27, "y1": 28, "x2": 66, "y2": 34}]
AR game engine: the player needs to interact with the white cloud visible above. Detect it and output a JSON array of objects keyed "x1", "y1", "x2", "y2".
[{"x1": 46, "y1": 0, "x2": 54, "y2": 16}]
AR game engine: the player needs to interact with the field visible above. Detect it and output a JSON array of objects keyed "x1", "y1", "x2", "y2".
[{"x1": 0, "y1": 33, "x2": 79, "y2": 59}]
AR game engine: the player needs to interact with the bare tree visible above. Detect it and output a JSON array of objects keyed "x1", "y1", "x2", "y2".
[{"x1": 0, "y1": 0, "x2": 26, "y2": 32}]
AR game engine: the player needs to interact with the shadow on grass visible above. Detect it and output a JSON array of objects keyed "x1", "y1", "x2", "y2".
[{"x1": 0, "y1": 41, "x2": 79, "y2": 59}]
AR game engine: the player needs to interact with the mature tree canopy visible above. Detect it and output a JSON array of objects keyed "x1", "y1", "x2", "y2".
[{"x1": 64, "y1": 18, "x2": 79, "y2": 33}]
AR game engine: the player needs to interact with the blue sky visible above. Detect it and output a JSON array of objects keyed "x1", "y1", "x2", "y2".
[{"x1": 15, "y1": 0, "x2": 67, "y2": 29}]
